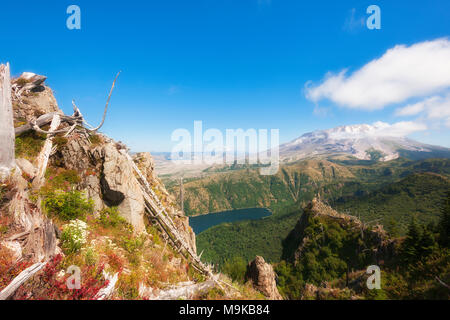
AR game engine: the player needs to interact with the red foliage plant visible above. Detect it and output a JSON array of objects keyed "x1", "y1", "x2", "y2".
[
  {"x1": 0, "y1": 247, "x2": 32, "y2": 291},
  {"x1": 106, "y1": 252, "x2": 125, "y2": 273},
  {"x1": 15, "y1": 254, "x2": 109, "y2": 300}
]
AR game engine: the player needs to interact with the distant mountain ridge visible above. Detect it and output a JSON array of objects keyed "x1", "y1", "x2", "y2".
[
  {"x1": 153, "y1": 123, "x2": 450, "y2": 181},
  {"x1": 279, "y1": 123, "x2": 450, "y2": 162}
]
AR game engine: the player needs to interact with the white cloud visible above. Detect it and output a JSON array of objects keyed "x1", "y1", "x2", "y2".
[
  {"x1": 305, "y1": 38, "x2": 450, "y2": 110},
  {"x1": 394, "y1": 96, "x2": 436, "y2": 116},
  {"x1": 328, "y1": 121, "x2": 427, "y2": 140},
  {"x1": 369, "y1": 121, "x2": 427, "y2": 137},
  {"x1": 396, "y1": 94, "x2": 450, "y2": 127},
  {"x1": 312, "y1": 104, "x2": 330, "y2": 117}
]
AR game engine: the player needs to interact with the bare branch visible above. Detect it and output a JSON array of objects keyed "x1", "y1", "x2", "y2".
[
  {"x1": 436, "y1": 276, "x2": 450, "y2": 290},
  {"x1": 71, "y1": 100, "x2": 93, "y2": 130},
  {"x1": 88, "y1": 71, "x2": 121, "y2": 132},
  {"x1": 14, "y1": 113, "x2": 81, "y2": 136},
  {"x1": 63, "y1": 123, "x2": 78, "y2": 137},
  {"x1": 30, "y1": 123, "x2": 68, "y2": 135}
]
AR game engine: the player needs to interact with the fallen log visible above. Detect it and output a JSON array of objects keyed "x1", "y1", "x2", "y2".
[
  {"x1": 95, "y1": 271, "x2": 119, "y2": 300},
  {"x1": 0, "y1": 262, "x2": 46, "y2": 300},
  {"x1": 14, "y1": 112, "x2": 59, "y2": 136},
  {"x1": 140, "y1": 279, "x2": 216, "y2": 300}
]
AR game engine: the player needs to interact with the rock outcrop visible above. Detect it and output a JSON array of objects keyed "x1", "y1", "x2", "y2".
[
  {"x1": 282, "y1": 198, "x2": 396, "y2": 263},
  {"x1": 245, "y1": 256, "x2": 282, "y2": 300},
  {"x1": 50, "y1": 134, "x2": 193, "y2": 237},
  {"x1": 12, "y1": 72, "x2": 60, "y2": 123}
]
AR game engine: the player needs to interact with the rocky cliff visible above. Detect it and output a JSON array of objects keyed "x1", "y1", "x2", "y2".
[
  {"x1": 282, "y1": 197, "x2": 396, "y2": 263},
  {"x1": 276, "y1": 198, "x2": 400, "y2": 299}
]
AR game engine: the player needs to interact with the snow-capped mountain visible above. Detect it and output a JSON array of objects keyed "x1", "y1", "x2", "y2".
[{"x1": 279, "y1": 123, "x2": 450, "y2": 162}]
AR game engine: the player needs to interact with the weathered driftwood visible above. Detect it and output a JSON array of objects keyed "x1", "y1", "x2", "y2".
[
  {"x1": 6, "y1": 227, "x2": 40, "y2": 241},
  {"x1": 0, "y1": 262, "x2": 46, "y2": 300},
  {"x1": 14, "y1": 112, "x2": 59, "y2": 136},
  {"x1": 32, "y1": 114, "x2": 61, "y2": 189},
  {"x1": 0, "y1": 63, "x2": 15, "y2": 180},
  {"x1": 140, "y1": 279, "x2": 216, "y2": 300},
  {"x1": 95, "y1": 271, "x2": 119, "y2": 300},
  {"x1": 14, "y1": 72, "x2": 121, "y2": 137},
  {"x1": 88, "y1": 71, "x2": 121, "y2": 132}
]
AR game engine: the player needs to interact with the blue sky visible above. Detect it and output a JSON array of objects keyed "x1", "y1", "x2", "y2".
[{"x1": 1, "y1": 0, "x2": 450, "y2": 151}]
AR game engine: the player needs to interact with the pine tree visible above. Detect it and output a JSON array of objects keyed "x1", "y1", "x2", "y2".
[
  {"x1": 419, "y1": 227, "x2": 437, "y2": 257},
  {"x1": 402, "y1": 218, "x2": 423, "y2": 263}
]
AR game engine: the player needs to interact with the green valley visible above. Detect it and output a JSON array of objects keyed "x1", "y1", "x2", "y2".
[{"x1": 173, "y1": 158, "x2": 450, "y2": 267}]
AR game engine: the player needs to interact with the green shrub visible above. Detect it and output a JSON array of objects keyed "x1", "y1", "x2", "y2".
[
  {"x1": 84, "y1": 246, "x2": 97, "y2": 266},
  {"x1": 89, "y1": 134, "x2": 102, "y2": 146},
  {"x1": 121, "y1": 235, "x2": 145, "y2": 254},
  {"x1": 0, "y1": 225, "x2": 8, "y2": 236},
  {"x1": 15, "y1": 78, "x2": 30, "y2": 87},
  {"x1": 53, "y1": 136, "x2": 68, "y2": 148},
  {"x1": 43, "y1": 190, "x2": 94, "y2": 221},
  {"x1": 97, "y1": 207, "x2": 127, "y2": 228},
  {"x1": 222, "y1": 256, "x2": 247, "y2": 283},
  {"x1": 44, "y1": 168, "x2": 81, "y2": 191},
  {"x1": 146, "y1": 225, "x2": 162, "y2": 245},
  {"x1": 15, "y1": 131, "x2": 46, "y2": 160}
]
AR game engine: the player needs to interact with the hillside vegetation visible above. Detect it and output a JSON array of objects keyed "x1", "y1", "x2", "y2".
[
  {"x1": 192, "y1": 158, "x2": 450, "y2": 266},
  {"x1": 275, "y1": 197, "x2": 450, "y2": 300},
  {"x1": 173, "y1": 159, "x2": 355, "y2": 216},
  {"x1": 335, "y1": 173, "x2": 450, "y2": 235}
]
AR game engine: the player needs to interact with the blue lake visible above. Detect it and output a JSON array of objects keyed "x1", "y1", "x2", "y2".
[{"x1": 189, "y1": 208, "x2": 272, "y2": 234}]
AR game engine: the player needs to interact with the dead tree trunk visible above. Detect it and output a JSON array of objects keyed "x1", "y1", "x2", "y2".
[
  {"x1": 0, "y1": 63, "x2": 14, "y2": 181},
  {"x1": 32, "y1": 114, "x2": 61, "y2": 189}
]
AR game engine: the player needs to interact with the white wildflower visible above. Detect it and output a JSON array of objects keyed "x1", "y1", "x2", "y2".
[{"x1": 61, "y1": 219, "x2": 89, "y2": 253}]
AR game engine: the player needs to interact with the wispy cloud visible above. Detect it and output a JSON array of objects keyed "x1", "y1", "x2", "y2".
[
  {"x1": 343, "y1": 8, "x2": 365, "y2": 33},
  {"x1": 305, "y1": 38, "x2": 450, "y2": 110},
  {"x1": 166, "y1": 85, "x2": 181, "y2": 95},
  {"x1": 396, "y1": 94, "x2": 450, "y2": 128},
  {"x1": 312, "y1": 104, "x2": 330, "y2": 117},
  {"x1": 257, "y1": 0, "x2": 271, "y2": 7},
  {"x1": 369, "y1": 121, "x2": 427, "y2": 138}
]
